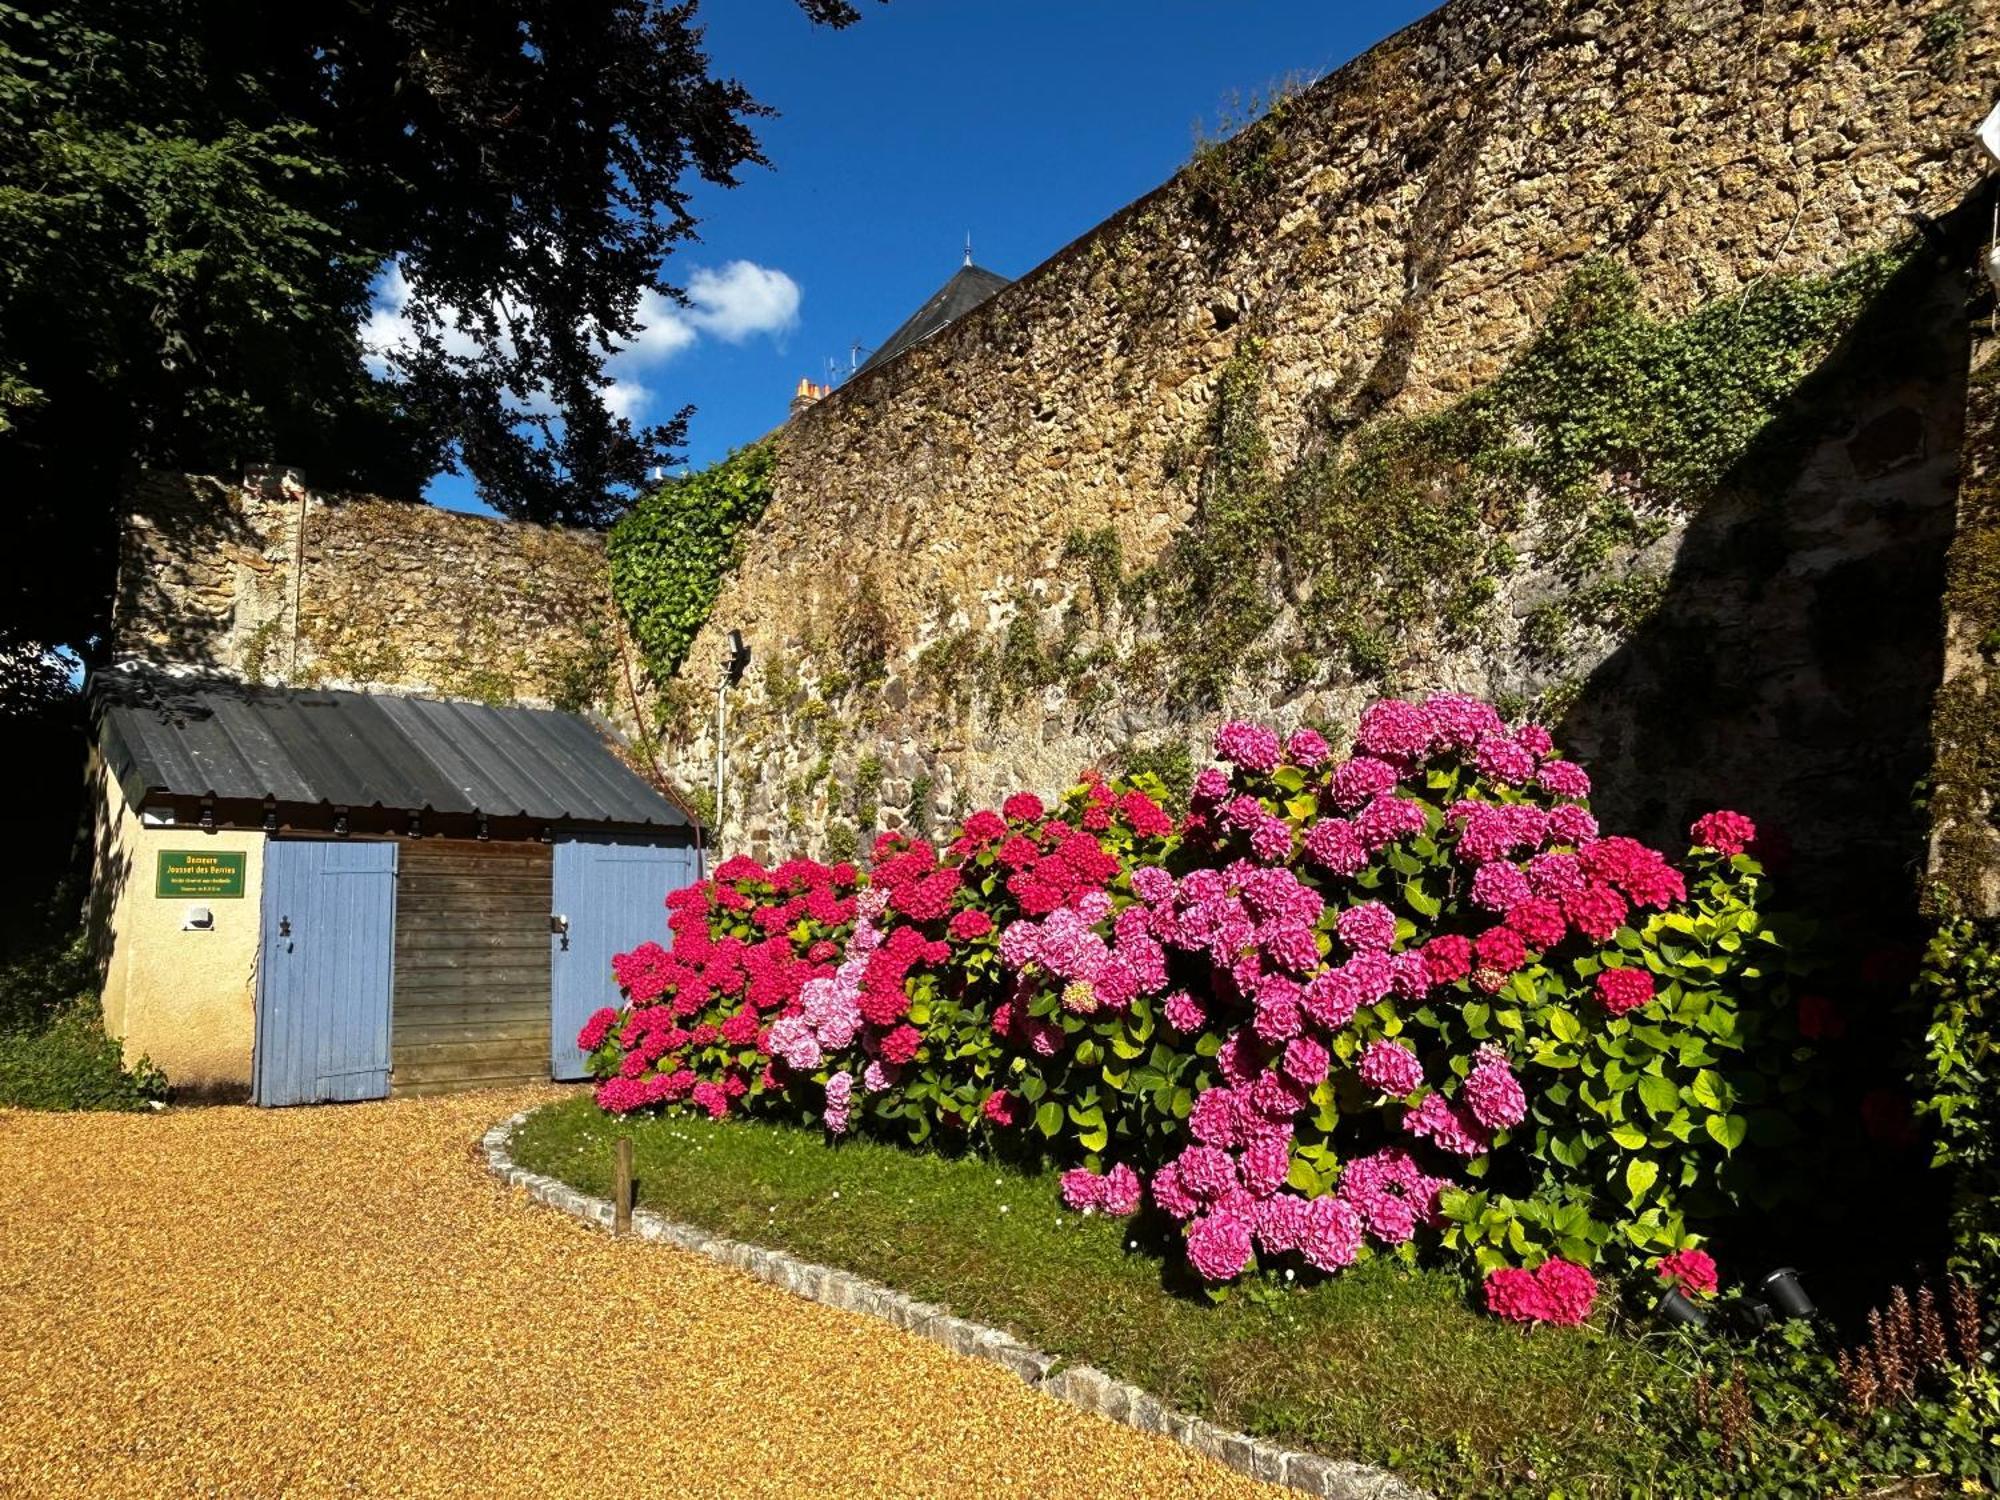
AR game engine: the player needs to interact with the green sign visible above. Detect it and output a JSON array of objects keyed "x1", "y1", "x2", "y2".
[{"x1": 156, "y1": 849, "x2": 247, "y2": 899}]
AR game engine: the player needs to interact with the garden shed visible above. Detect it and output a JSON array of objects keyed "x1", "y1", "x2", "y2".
[{"x1": 86, "y1": 666, "x2": 698, "y2": 1104}]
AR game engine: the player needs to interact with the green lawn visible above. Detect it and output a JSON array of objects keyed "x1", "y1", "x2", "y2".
[{"x1": 511, "y1": 1095, "x2": 1692, "y2": 1495}]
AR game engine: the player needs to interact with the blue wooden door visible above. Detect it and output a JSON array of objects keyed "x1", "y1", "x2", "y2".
[
  {"x1": 551, "y1": 836, "x2": 700, "y2": 1080},
  {"x1": 254, "y1": 840, "x2": 398, "y2": 1106}
]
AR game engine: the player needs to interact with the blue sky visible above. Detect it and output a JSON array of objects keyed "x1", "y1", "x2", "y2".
[{"x1": 411, "y1": 0, "x2": 1438, "y2": 515}]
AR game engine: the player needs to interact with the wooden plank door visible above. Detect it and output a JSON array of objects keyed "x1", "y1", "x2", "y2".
[
  {"x1": 390, "y1": 839, "x2": 553, "y2": 1096},
  {"x1": 550, "y1": 836, "x2": 700, "y2": 1080},
  {"x1": 253, "y1": 839, "x2": 398, "y2": 1107}
]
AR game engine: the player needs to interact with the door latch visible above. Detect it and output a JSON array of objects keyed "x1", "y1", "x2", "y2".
[{"x1": 551, "y1": 913, "x2": 569, "y2": 951}]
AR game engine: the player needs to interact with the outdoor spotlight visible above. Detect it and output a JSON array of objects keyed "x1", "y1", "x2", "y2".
[
  {"x1": 407, "y1": 809, "x2": 423, "y2": 839},
  {"x1": 333, "y1": 806, "x2": 349, "y2": 838},
  {"x1": 199, "y1": 798, "x2": 217, "y2": 833},
  {"x1": 1656, "y1": 1288, "x2": 1710, "y2": 1330},
  {"x1": 262, "y1": 799, "x2": 278, "y2": 834},
  {"x1": 476, "y1": 812, "x2": 491, "y2": 842},
  {"x1": 726, "y1": 628, "x2": 751, "y2": 686},
  {"x1": 1760, "y1": 1268, "x2": 1814, "y2": 1319}
]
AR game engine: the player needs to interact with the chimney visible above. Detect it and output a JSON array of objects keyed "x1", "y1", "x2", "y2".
[{"x1": 789, "y1": 378, "x2": 828, "y2": 421}]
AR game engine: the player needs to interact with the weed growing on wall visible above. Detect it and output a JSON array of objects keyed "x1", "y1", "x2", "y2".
[{"x1": 1136, "y1": 250, "x2": 1908, "y2": 706}]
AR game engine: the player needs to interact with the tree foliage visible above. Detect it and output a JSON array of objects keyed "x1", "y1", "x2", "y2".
[{"x1": 0, "y1": 0, "x2": 863, "y2": 672}]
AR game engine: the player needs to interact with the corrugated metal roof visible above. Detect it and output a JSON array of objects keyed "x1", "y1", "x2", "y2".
[
  {"x1": 853, "y1": 263, "x2": 1012, "y2": 377},
  {"x1": 93, "y1": 667, "x2": 690, "y2": 829}
]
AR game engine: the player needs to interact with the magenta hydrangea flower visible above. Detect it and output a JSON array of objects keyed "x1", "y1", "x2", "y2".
[
  {"x1": 1403, "y1": 1091, "x2": 1490, "y2": 1156},
  {"x1": 1249, "y1": 815, "x2": 1295, "y2": 864},
  {"x1": 1186, "y1": 1208, "x2": 1255, "y2": 1282},
  {"x1": 1161, "y1": 990, "x2": 1206, "y2": 1032},
  {"x1": 1175, "y1": 1144, "x2": 1238, "y2": 1202},
  {"x1": 1424, "y1": 693, "x2": 1505, "y2": 750},
  {"x1": 1337, "y1": 901, "x2": 1397, "y2": 953},
  {"x1": 1505, "y1": 897, "x2": 1568, "y2": 951},
  {"x1": 1131, "y1": 865, "x2": 1175, "y2": 905},
  {"x1": 1215, "y1": 721, "x2": 1282, "y2": 773},
  {"x1": 1356, "y1": 794, "x2": 1427, "y2": 849},
  {"x1": 1298, "y1": 1195, "x2": 1365, "y2": 1271},
  {"x1": 1303, "y1": 816, "x2": 1368, "y2": 876},
  {"x1": 1239, "y1": 1135, "x2": 1291, "y2": 1199},
  {"x1": 1261, "y1": 921, "x2": 1321, "y2": 974},
  {"x1": 822, "y1": 1070, "x2": 853, "y2": 1136},
  {"x1": 1151, "y1": 1160, "x2": 1198, "y2": 1220},
  {"x1": 1100, "y1": 1163, "x2": 1143, "y2": 1216},
  {"x1": 1473, "y1": 735, "x2": 1537, "y2": 786},
  {"x1": 1471, "y1": 861, "x2": 1533, "y2": 912},
  {"x1": 1595, "y1": 967, "x2": 1655, "y2": 1016},
  {"x1": 1537, "y1": 760, "x2": 1592, "y2": 798},
  {"x1": 1526, "y1": 851, "x2": 1585, "y2": 898},
  {"x1": 1060, "y1": 1167, "x2": 1106, "y2": 1212},
  {"x1": 1329, "y1": 756, "x2": 1400, "y2": 811},
  {"x1": 1356, "y1": 699, "x2": 1434, "y2": 760},
  {"x1": 1302, "y1": 969, "x2": 1363, "y2": 1030},
  {"x1": 1281, "y1": 1035, "x2": 1331, "y2": 1087},
  {"x1": 1548, "y1": 803, "x2": 1599, "y2": 844},
  {"x1": 1690, "y1": 809, "x2": 1757, "y2": 857},
  {"x1": 1254, "y1": 1193, "x2": 1311, "y2": 1255},
  {"x1": 1188, "y1": 1086, "x2": 1240, "y2": 1146},
  {"x1": 1390, "y1": 950, "x2": 1431, "y2": 1001},
  {"x1": 1357, "y1": 1039, "x2": 1424, "y2": 1097},
  {"x1": 1286, "y1": 727, "x2": 1332, "y2": 768}
]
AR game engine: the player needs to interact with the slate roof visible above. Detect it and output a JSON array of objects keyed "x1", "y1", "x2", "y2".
[
  {"x1": 853, "y1": 263, "x2": 1012, "y2": 377},
  {"x1": 93, "y1": 667, "x2": 689, "y2": 829}
]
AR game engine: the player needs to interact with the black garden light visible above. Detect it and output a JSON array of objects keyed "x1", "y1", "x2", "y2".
[
  {"x1": 1760, "y1": 1267, "x2": 1815, "y2": 1319},
  {"x1": 1657, "y1": 1288, "x2": 1710, "y2": 1330}
]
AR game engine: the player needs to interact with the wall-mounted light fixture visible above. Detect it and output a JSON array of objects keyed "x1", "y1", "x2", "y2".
[
  {"x1": 199, "y1": 798, "x2": 217, "y2": 833},
  {"x1": 476, "y1": 812, "x2": 490, "y2": 842},
  {"x1": 406, "y1": 809, "x2": 423, "y2": 840},
  {"x1": 333, "y1": 806, "x2": 349, "y2": 838},
  {"x1": 713, "y1": 629, "x2": 752, "y2": 855},
  {"x1": 262, "y1": 799, "x2": 278, "y2": 834}
]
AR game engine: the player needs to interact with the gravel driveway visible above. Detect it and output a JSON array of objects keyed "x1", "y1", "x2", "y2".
[{"x1": 0, "y1": 1089, "x2": 1273, "y2": 1498}]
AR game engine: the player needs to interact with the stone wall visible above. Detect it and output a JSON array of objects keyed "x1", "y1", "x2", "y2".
[
  {"x1": 664, "y1": 0, "x2": 1998, "y2": 923},
  {"x1": 114, "y1": 468, "x2": 634, "y2": 720}
]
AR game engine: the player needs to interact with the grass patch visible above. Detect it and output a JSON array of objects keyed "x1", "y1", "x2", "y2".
[
  {"x1": 0, "y1": 933, "x2": 165, "y2": 1111},
  {"x1": 512, "y1": 1095, "x2": 1674, "y2": 1494}
]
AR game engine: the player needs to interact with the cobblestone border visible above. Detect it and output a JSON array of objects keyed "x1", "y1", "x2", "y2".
[{"x1": 481, "y1": 1111, "x2": 1427, "y2": 1500}]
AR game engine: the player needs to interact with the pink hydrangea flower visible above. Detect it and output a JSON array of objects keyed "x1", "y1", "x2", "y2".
[
  {"x1": 1548, "y1": 803, "x2": 1598, "y2": 844},
  {"x1": 1250, "y1": 815, "x2": 1295, "y2": 863},
  {"x1": 1356, "y1": 699, "x2": 1434, "y2": 760},
  {"x1": 1101, "y1": 1164, "x2": 1143, "y2": 1216},
  {"x1": 1474, "y1": 735, "x2": 1538, "y2": 786},
  {"x1": 1337, "y1": 901, "x2": 1397, "y2": 953},
  {"x1": 1286, "y1": 728, "x2": 1332, "y2": 767},
  {"x1": 1303, "y1": 969, "x2": 1363, "y2": 1030},
  {"x1": 1329, "y1": 756, "x2": 1400, "y2": 811},
  {"x1": 1505, "y1": 897, "x2": 1568, "y2": 951},
  {"x1": 1471, "y1": 861, "x2": 1533, "y2": 912},
  {"x1": 1215, "y1": 721, "x2": 1282, "y2": 773},
  {"x1": 1151, "y1": 1160, "x2": 1198, "y2": 1220},
  {"x1": 1356, "y1": 793, "x2": 1427, "y2": 849},
  {"x1": 1298, "y1": 1195, "x2": 1365, "y2": 1271},
  {"x1": 1281, "y1": 1035, "x2": 1331, "y2": 1087},
  {"x1": 1537, "y1": 760, "x2": 1591, "y2": 798},
  {"x1": 1175, "y1": 1144, "x2": 1238, "y2": 1202},
  {"x1": 1526, "y1": 852, "x2": 1586, "y2": 898},
  {"x1": 1254, "y1": 1193, "x2": 1310, "y2": 1255},
  {"x1": 1358, "y1": 1039, "x2": 1424, "y2": 1097},
  {"x1": 1536, "y1": 1258, "x2": 1599, "y2": 1324},
  {"x1": 1564, "y1": 882, "x2": 1628, "y2": 943},
  {"x1": 1425, "y1": 693, "x2": 1505, "y2": 750},
  {"x1": 1239, "y1": 1135, "x2": 1291, "y2": 1199},
  {"x1": 1484, "y1": 1266, "x2": 1549, "y2": 1323},
  {"x1": 1462, "y1": 1045, "x2": 1527, "y2": 1131},
  {"x1": 1189, "y1": 1086, "x2": 1240, "y2": 1146},
  {"x1": 1131, "y1": 865, "x2": 1175, "y2": 905},
  {"x1": 1303, "y1": 816, "x2": 1368, "y2": 876},
  {"x1": 1186, "y1": 1208, "x2": 1255, "y2": 1282},
  {"x1": 1403, "y1": 1091, "x2": 1490, "y2": 1156},
  {"x1": 1161, "y1": 990, "x2": 1206, "y2": 1032},
  {"x1": 1061, "y1": 1167, "x2": 1105, "y2": 1211}
]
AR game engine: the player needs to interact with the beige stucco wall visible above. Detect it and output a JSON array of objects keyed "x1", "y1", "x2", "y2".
[{"x1": 89, "y1": 753, "x2": 263, "y2": 1097}]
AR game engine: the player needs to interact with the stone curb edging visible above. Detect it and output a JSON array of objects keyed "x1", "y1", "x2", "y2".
[{"x1": 479, "y1": 1111, "x2": 1427, "y2": 1500}]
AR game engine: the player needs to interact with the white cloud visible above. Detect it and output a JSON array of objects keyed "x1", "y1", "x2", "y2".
[
  {"x1": 683, "y1": 261, "x2": 802, "y2": 342},
  {"x1": 602, "y1": 379, "x2": 652, "y2": 420},
  {"x1": 359, "y1": 258, "x2": 801, "y2": 427}
]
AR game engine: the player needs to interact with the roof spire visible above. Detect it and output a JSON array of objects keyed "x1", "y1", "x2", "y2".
[{"x1": 964, "y1": 231, "x2": 973, "y2": 267}]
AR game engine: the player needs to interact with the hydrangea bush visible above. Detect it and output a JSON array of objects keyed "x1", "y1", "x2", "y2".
[{"x1": 579, "y1": 694, "x2": 1809, "y2": 1319}]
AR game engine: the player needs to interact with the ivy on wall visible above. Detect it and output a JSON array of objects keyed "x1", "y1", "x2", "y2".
[
  {"x1": 607, "y1": 439, "x2": 776, "y2": 680},
  {"x1": 1136, "y1": 249, "x2": 1908, "y2": 707}
]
